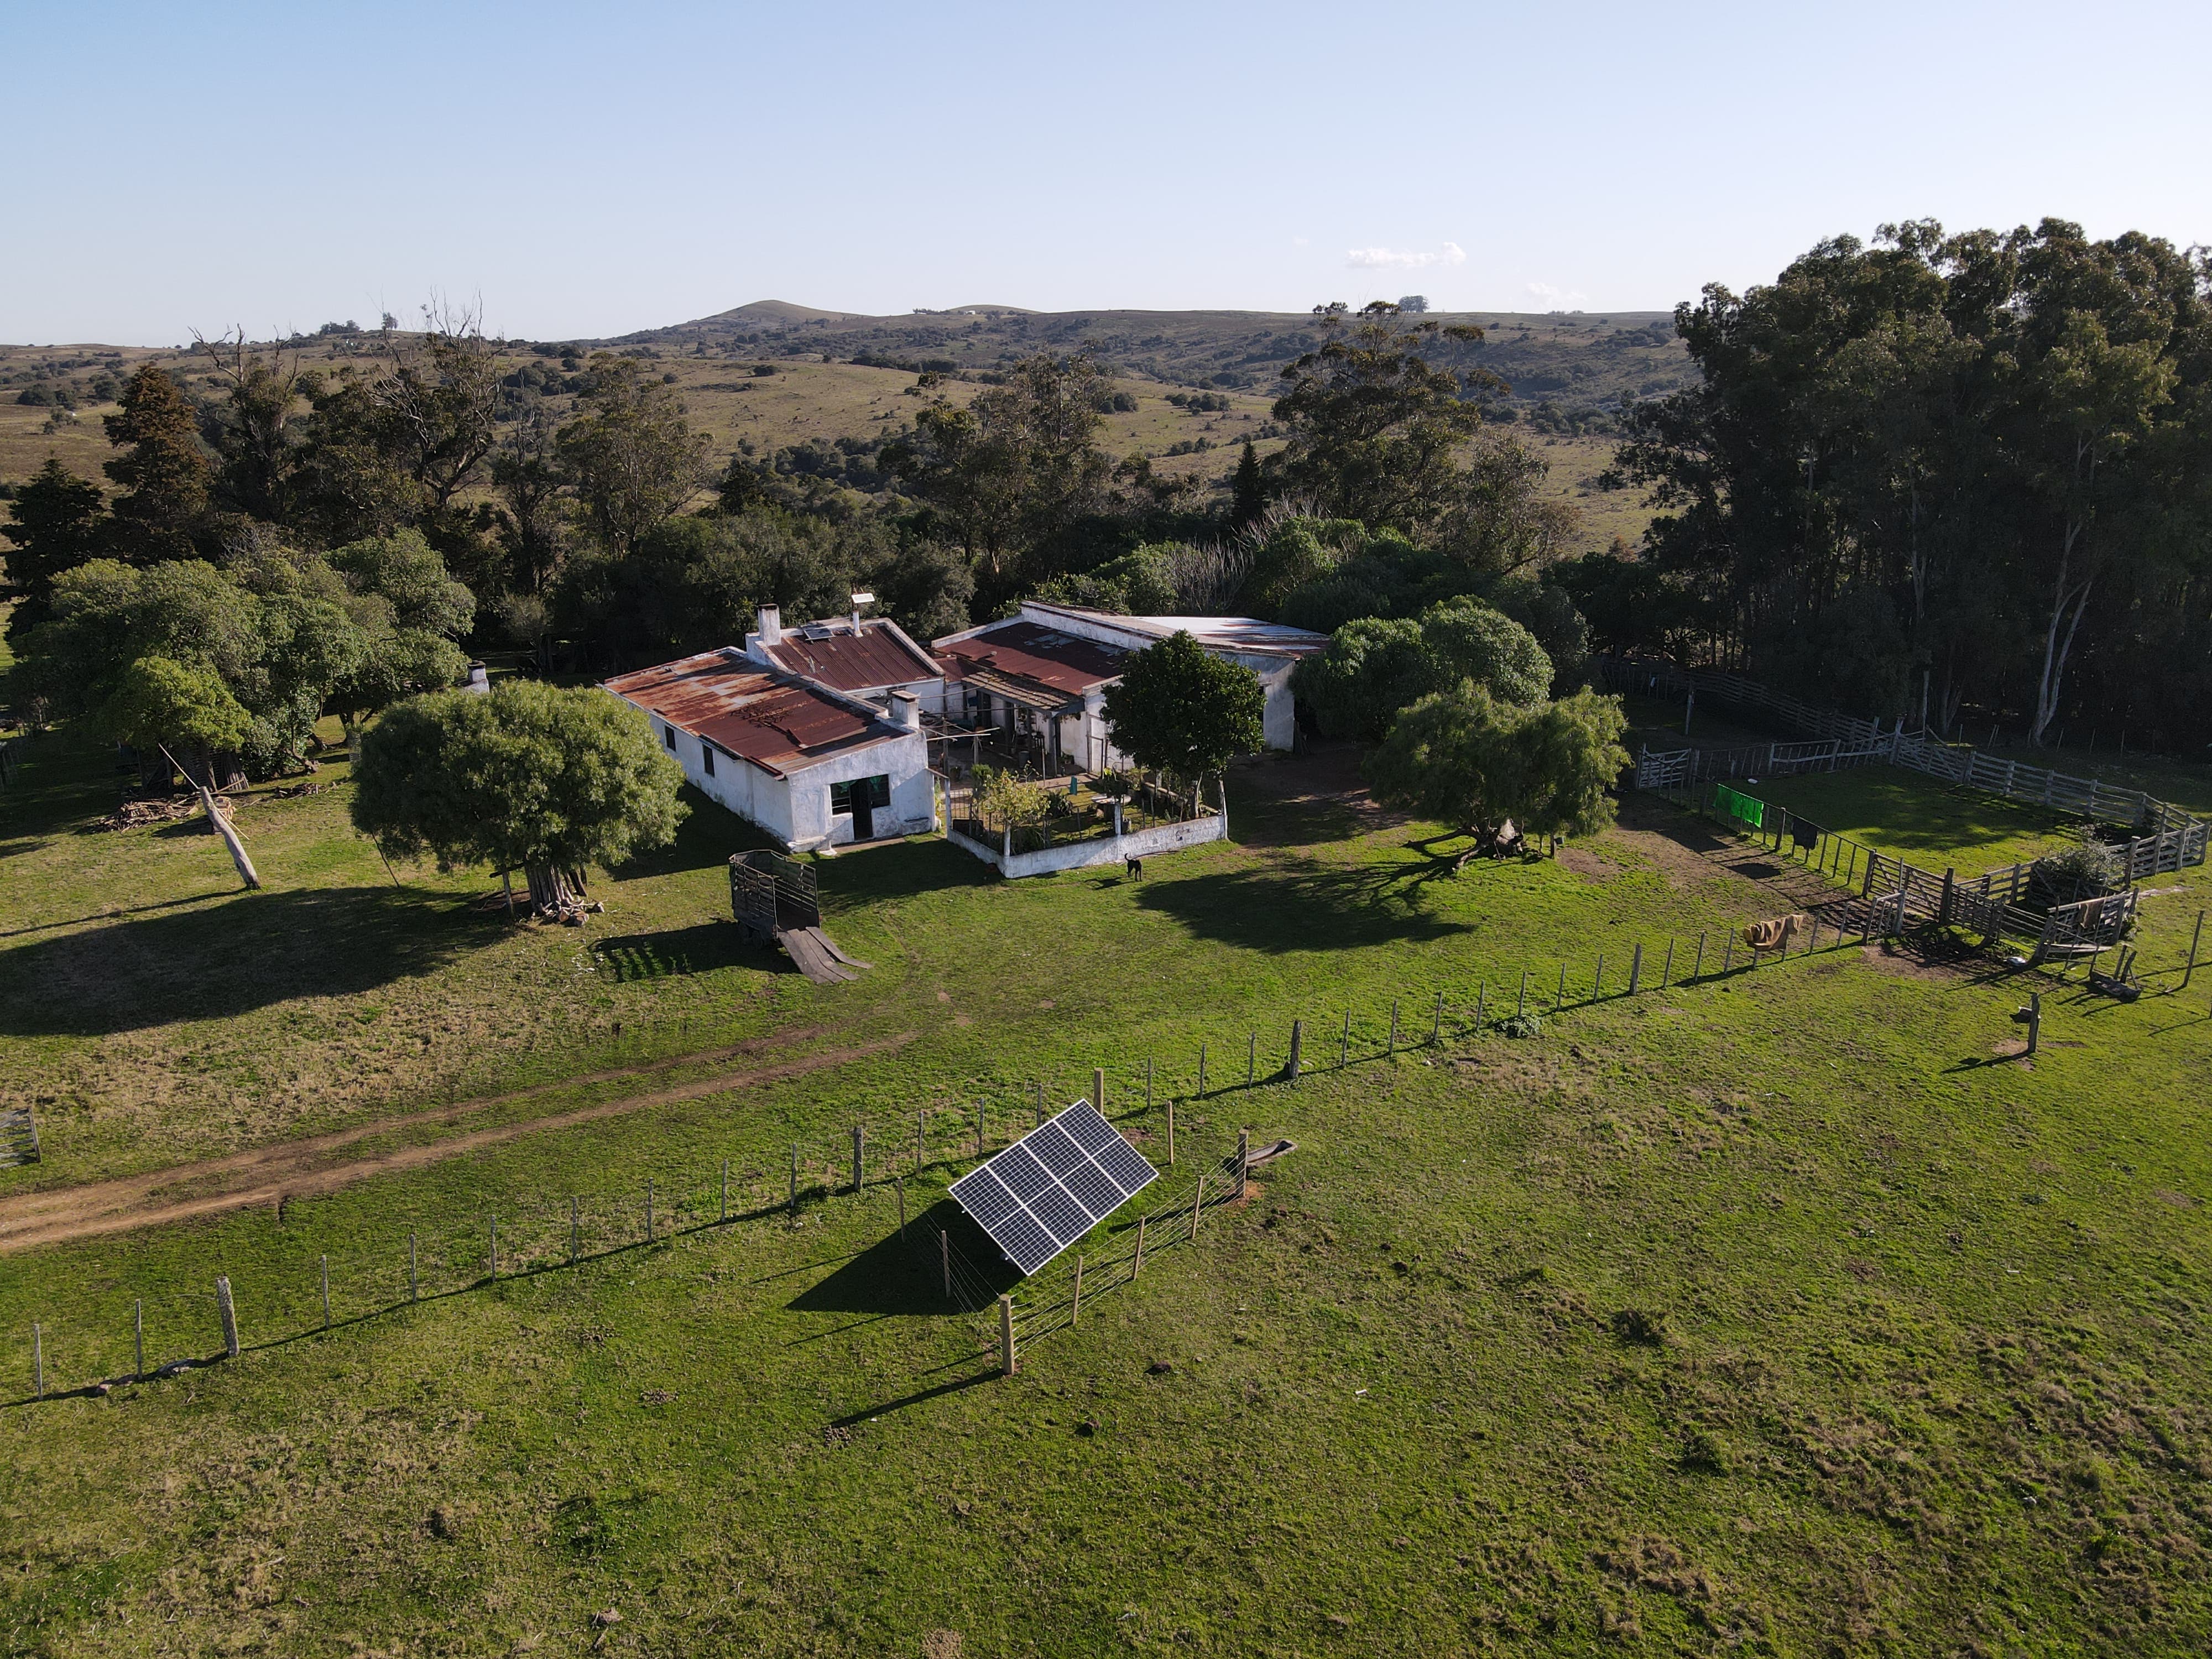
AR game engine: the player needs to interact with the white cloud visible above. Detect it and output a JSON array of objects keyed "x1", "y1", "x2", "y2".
[
  {"x1": 1345, "y1": 240, "x2": 1465, "y2": 270},
  {"x1": 1525, "y1": 280, "x2": 1588, "y2": 307},
  {"x1": 1292, "y1": 235, "x2": 1310, "y2": 247}
]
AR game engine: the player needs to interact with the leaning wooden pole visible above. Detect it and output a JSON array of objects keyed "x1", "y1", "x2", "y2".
[{"x1": 164, "y1": 745, "x2": 259, "y2": 890}]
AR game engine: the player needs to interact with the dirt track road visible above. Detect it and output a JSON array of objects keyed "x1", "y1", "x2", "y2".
[{"x1": 0, "y1": 1028, "x2": 916, "y2": 1253}]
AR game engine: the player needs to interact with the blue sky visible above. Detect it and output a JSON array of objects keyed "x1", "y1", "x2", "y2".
[{"x1": 6, "y1": 1, "x2": 2206, "y2": 345}]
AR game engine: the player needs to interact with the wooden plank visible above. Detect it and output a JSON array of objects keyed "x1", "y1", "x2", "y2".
[{"x1": 778, "y1": 926, "x2": 858, "y2": 984}]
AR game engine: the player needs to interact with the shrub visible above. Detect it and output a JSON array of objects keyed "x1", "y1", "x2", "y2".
[{"x1": 1498, "y1": 1013, "x2": 1542, "y2": 1039}]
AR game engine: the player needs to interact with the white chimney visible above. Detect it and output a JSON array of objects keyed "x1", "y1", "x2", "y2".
[
  {"x1": 889, "y1": 690, "x2": 920, "y2": 732},
  {"x1": 849, "y1": 589, "x2": 874, "y2": 633},
  {"x1": 758, "y1": 604, "x2": 782, "y2": 647}
]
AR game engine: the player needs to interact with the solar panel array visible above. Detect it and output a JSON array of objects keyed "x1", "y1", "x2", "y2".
[{"x1": 948, "y1": 1101, "x2": 1158, "y2": 1275}]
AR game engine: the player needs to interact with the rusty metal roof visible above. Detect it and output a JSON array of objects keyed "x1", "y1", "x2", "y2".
[
  {"x1": 1019, "y1": 602, "x2": 1329, "y2": 659},
  {"x1": 935, "y1": 619, "x2": 1128, "y2": 701},
  {"x1": 603, "y1": 649, "x2": 907, "y2": 780},
  {"x1": 761, "y1": 618, "x2": 941, "y2": 693}
]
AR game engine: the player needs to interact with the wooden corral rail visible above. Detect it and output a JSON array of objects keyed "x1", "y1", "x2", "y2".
[
  {"x1": 1661, "y1": 775, "x2": 2156, "y2": 958},
  {"x1": 1605, "y1": 654, "x2": 2205, "y2": 838}
]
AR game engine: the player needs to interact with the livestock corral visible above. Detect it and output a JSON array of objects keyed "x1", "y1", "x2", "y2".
[{"x1": 2, "y1": 712, "x2": 2210, "y2": 1656}]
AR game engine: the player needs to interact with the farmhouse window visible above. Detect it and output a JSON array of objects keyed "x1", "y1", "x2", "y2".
[
  {"x1": 662, "y1": 724, "x2": 675, "y2": 749},
  {"x1": 701, "y1": 742, "x2": 716, "y2": 777}
]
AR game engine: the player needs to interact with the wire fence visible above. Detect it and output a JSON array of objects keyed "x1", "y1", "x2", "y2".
[{"x1": 11, "y1": 806, "x2": 2210, "y2": 1402}]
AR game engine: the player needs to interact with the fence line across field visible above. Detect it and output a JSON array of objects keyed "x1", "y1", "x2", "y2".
[{"x1": 12, "y1": 861, "x2": 2206, "y2": 1400}]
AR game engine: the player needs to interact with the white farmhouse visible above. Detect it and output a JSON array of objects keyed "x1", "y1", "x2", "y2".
[
  {"x1": 604, "y1": 648, "x2": 936, "y2": 852},
  {"x1": 933, "y1": 601, "x2": 1328, "y2": 770}
]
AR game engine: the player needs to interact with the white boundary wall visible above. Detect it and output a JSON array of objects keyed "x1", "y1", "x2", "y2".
[{"x1": 947, "y1": 813, "x2": 1227, "y2": 879}]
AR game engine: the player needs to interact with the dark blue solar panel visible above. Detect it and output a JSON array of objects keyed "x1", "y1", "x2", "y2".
[
  {"x1": 1060, "y1": 1103, "x2": 1123, "y2": 1154},
  {"x1": 1061, "y1": 1159, "x2": 1121, "y2": 1218},
  {"x1": 1026, "y1": 1122, "x2": 1087, "y2": 1178},
  {"x1": 993, "y1": 1209, "x2": 1060, "y2": 1275},
  {"x1": 950, "y1": 1099, "x2": 1160, "y2": 1275},
  {"x1": 1027, "y1": 1183, "x2": 1091, "y2": 1246},
  {"x1": 992, "y1": 1144, "x2": 1055, "y2": 1202}
]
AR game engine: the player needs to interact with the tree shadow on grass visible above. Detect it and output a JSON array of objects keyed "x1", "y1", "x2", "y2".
[
  {"x1": 608, "y1": 782, "x2": 782, "y2": 880},
  {"x1": 818, "y1": 838, "x2": 995, "y2": 912},
  {"x1": 0, "y1": 884, "x2": 483, "y2": 1037},
  {"x1": 1134, "y1": 852, "x2": 1473, "y2": 953},
  {"x1": 789, "y1": 1199, "x2": 1020, "y2": 1315}
]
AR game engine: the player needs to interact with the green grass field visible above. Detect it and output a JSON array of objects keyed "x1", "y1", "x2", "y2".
[{"x1": 3, "y1": 722, "x2": 2210, "y2": 1656}]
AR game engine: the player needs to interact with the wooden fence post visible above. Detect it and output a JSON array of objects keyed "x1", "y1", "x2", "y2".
[
  {"x1": 2184, "y1": 911, "x2": 2204, "y2": 990},
  {"x1": 1340, "y1": 1011, "x2": 1350, "y2": 1067},
  {"x1": 1555, "y1": 963, "x2": 1566, "y2": 1010},
  {"x1": 411, "y1": 1232, "x2": 421, "y2": 1300},
  {"x1": 940, "y1": 1229, "x2": 952, "y2": 1301},
  {"x1": 1246, "y1": 1032, "x2": 1256, "y2": 1086},
  {"x1": 1722, "y1": 932, "x2": 1735, "y2": 973},
  {"x1": 999, "y1": 1295, "x2": 1015, "y2": 1376},
  {"x1": 1166, "y1": 1098, "x2": 1176, "y2": 1165},
  {"x1": 1093, "y1": 1067, "x2": 1105, "y2": 1113},
  {"x1": 1474, "y1": 981, "x2": 1487, "y2": 1029},
  {"x1": 917, "y1": 1111, "x2": 927, "y2": 1171},
  {"x1": 491, "y1": 1212, "x2": 501, "y2": 1275},
  {"x1": 1693, "y1": 932, "x2": 1706, "y2": 979},
  {"x1": 1133, "y1": 1216, "x2": 1147, "y2": 1279},
  {"x1": 1430, "y1": 990, "x2": 1444, "y2": 1044},
  {"x1": 1389, "y1": 1000, "x2": 1400, "y2": 1054},
  {"x1": 789, "y1": 1143, "x2": 799, "y2": 1214},
  {"x1": 1629, "y1": 943, "x2": 1643, "y2": 995},
  {"x1": 1237, "y1": 1129, "x2": 1250, "y2": 1199},
  {"x1": 1661, "y1": 939, "x2": 1674, "y2": 989},
  {"x1": 720, "y1": 1159, "x2": 729, "y2": 1223},
  {"x1": 1940, "y1": 868, "x2": 1956, "y2": 926},
  {"x1": 1190, "y1": 1173, "x2": 1206, "y2": 1240},
  {"x1": 1035, "y1": 1079, "x2": 1045, "y2": 1126},
  {"x1": 852, "y1": 1124, "x2": 864, "y2": 1194},
  {"x1": 642, "y1": 1183, "x2": 651, "y2": 1243},
  {"x1": 1287, "y1": 1020, "x2": 1303, "y2": 1081},
  {"x1": 31, "y1": 1323, "x2": 40, "y2": 1399},
  {"x1": 216, "y1": 1276, "x2": 239, "y2": 1359},
  {"x1": 1071, "y1": 1256, "x2": 1084, "y2": 1327},
  {"x1": 897, "y1": 1176, "x2": 907, "y2": 1238},
  {"x1": 134, "y1": 1300, "x2": 144, "y2": 1383},
  {"x1": 2025, "y1": 992, "x2": 2041, "y2": 1057},
  {"x1": 320, "y1": 1255, "x2": 331, "y2": 1330},
  {"x1": 1594, "y1": 953, "x2": 1605, "y2": 997}
]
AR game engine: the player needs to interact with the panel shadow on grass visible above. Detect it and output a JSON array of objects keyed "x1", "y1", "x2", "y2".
[
  {"x1": 789, "y1": 1200, "x2": 1021, "y2": 1314},
  {"x1": 1133, "y1": 853, "x2": 1472, "y2": 953},
  {"x1": 0, "y1": 884, "x2": 482, "y2": 1036}
]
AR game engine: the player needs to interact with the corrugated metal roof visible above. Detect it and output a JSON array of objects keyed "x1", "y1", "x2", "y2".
[
  {"x1": 603, "y1": 649, "x2": 907, "y2": 780},
  {"x1": 761, "y1": 618, "x2": 941, "y2": 692},
  {"x1": 1021, "y1": 602, "x2": 1329, "y2": 659},
  {"x1": 936, "y1": 619, "x2": 1128, "y2": 700}
]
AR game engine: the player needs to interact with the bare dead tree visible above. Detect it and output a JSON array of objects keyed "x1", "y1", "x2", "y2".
[{"x1": 371, "y1": 295, "x2": 504, "y2": 510}]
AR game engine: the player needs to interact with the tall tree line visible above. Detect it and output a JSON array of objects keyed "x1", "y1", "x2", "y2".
[{"x1": 1602, "y1": 219, "x2": 2212, "y2": 745}]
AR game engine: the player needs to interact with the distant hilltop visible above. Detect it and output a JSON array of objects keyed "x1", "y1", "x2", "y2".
[{"x1": 624, "y1": 301, "x2": 1688, "y2": 410}]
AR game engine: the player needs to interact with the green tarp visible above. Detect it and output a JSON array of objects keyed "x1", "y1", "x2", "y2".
[{"x1": 1713, "y1": 784, "x2": 1764, "y2": 828}]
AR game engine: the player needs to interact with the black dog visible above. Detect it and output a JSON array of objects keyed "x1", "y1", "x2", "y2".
[{"x1": 1124, "y1": 855, "x2": 1143, "y2": 881}]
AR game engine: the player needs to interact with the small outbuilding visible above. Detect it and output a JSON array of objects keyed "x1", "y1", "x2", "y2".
[{"x1": 604, "y1": 648, "x2": 937, "y2": 852}]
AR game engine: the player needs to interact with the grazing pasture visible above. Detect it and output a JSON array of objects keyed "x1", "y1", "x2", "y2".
[{"x1": 2, "y1": 724, "x2": 2209, "y2": 1656}]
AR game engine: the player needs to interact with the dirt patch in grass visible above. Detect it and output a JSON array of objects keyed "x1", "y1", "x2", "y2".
[
  {"x1": 1552, "y1": 847, "x2": 1611, "y2": 882},
  {"x1": 0, "y1": 1030, "x2": 915, "y2": 1252}
]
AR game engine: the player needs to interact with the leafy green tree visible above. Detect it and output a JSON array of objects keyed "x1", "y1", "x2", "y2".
[
  {"x1": 889, "y1": 351, "x2": 1115, "y2": 582},
  {"x1": 1272, "y1": 301, "x2": 1502, "y2": 534},
  {"x1": 1, "y1": 458, "x2": 107, "y2": 633},
  {"x1": 328, "y1": 529, "x2": 476, "y2": 639},
  {"x1": 1292, "y1": 598, "x2": 1550, "y2": 740},
  {"x1": 490, "y1": 406, "x2": 568, "y2": 594},
  {"x1": 1099, "y1": 630, "x2": 1264, "y2": 809},
  {"x1": 1032, "y1": 542, "x2": 1179, "y2": 614},
  {"x1": 350, "y1": 680, "x2": 686, "y2": 915},
  {"x1": 556, "y1": 356, "x2": 711, "y2": 556},
  {"x1": 1365, "y1": 684, "x2": 1629, "y2": 867},
  {"x1": 102, "y1": 366, "x2": 213, "y2": 562},
  {"x1": 93, "y1": 654, "x2": 254, "y2": 783}
]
